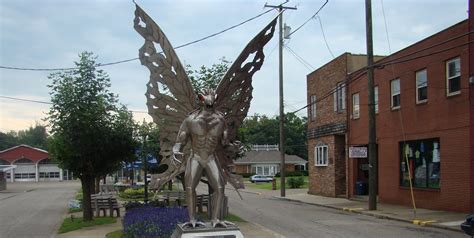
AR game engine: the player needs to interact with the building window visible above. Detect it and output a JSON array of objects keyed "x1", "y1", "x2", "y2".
[
  {"x1": 399, "y1": 138, "x2": 440, "y2": 189},
  {"x1": 315, "y1": 145, "x2": 328, "y2": 166},
  {"x1": 391, "y1": 79, "x2": 401, "y2": 109},
  {"x1": 352, "y1": 93, "x2": 360, "y2": 119},
  {"x1": 374, "y1": 86, "x2": 379, "y2": 113},
  {"x1": 252, "y1": 165, "x2": 278, "y2": 176},
  {"x1": 446, "y1": 57, "x2": 461, "y2": 95},
  {"x1": 416, "y1": 69, "x2": 428, "y2": 103},
  {"x1": 333, "y1": 82, "x2": 346, "y2": 112},
  {"x1": 310, "y1": 95, "x2": 317, "y2": 121}
]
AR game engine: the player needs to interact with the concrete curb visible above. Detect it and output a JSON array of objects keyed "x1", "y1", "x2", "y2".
[{"x1": 274, "y1": 196, "x2": 463, "y2": 234}]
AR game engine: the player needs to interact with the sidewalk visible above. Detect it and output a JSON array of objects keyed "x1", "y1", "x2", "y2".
[
  {"x1": 55, "y1": 209, "x2": 281, "y2": 238},
  {"x1": 275, "y1": 191, "x2": 468, "y2": 233}
]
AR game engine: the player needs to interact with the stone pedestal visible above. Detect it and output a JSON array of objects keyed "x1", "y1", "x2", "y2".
[{"x1": 171, "y1": 223, "x2": 244, "y2": 238}]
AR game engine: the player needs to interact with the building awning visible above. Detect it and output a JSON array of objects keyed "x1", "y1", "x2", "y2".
[{"x1": 0, "y1": 165, "x2": 17, "y2": 172}]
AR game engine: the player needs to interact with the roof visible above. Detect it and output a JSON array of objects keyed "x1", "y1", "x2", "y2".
[
  {"x1": 0, "y1": 144, "x2": 48, "y2": 154},
  {"x1": 234, "y1": 150, "x2": 306, "y2": 165}
]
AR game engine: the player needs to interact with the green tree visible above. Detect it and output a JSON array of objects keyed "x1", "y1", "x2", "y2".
[
  {"x1": 238, "y1": 113, "x2": 308, "y2": 160},
  {"x1": 0, "y1": 124, "x2": 49, "y2": 150},
  {"x1": 17, "y1": 124, "x2": 49, "y2": 149},
  {"x1": 47, "y1": 52, "x2": 137, "y2": 221},
  {"x1": 186, "y1": 57, "x2": 230, "y2": 91},
  {"x1": 0, "y1": 131, "x2": 19, "y2": 151}
]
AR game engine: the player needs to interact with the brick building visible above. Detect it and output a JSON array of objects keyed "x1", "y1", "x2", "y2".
[
  {"x1": 347, "y1": 19, "x2": 473, "y2": 212},
  {"x1": 306, "y1": 53, "x2": 383, "y2": 197}
]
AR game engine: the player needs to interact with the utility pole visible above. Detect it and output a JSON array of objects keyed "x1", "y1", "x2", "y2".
[
  {"x1": 143, "y1": 135, "x2": 149, "y2": 203},
  {"x1": 265, "y1": 1, "x2": 296, "y2": 198},
  {"x1": 365, "y1": 0, "x2": 377, "y2": 210}
]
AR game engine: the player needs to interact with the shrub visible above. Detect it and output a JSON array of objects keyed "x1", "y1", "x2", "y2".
[
  {"x1": 123, "y1": 206, "x2": 188, "y2": 238},
  {"x1": 236, "y1": 173, "x2": 255, "y2": 178},
  {"x1": 119, "y1": 188, "x2": 153, "y2": 199},
  {"x1": 275, "y1": 171, "x2": 307, "y2": 177},
  {"x1": 287, "y1": 176, "x2": 305, "y2": 188},
  {"x1": 124, "y1": 201, "x2": 167, "y2": 211}
]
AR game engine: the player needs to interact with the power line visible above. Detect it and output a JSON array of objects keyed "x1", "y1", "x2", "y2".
[
  {"x1": 291, "y1": 38, "x2": 470, "y2": 114},
  {"x1": 0, "y1": 8, "x2": 275, "y2": 72},
  {"x1": 315, "y1": 15, "x2": 335, "y2": 59},
  {"x1": 287, "y1": 0, "x2": 329, "y2": 37},
  {"x1": 0, "y1": 95, "x2": 148, "y2": 114},
  {"x1": 284, "y1": 45, "x2": 314, "y2": 71}
]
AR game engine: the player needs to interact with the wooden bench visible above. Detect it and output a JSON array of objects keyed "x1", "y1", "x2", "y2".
[
  {"x1": 157, "y1": 191, "x2": 186, "y2": 206},
  {"x1": 196, "y1": 194, "x2": 210, "y2": 213},
  {"x1": 91, "y1": 195, "x2": 121, "y2": 217}
]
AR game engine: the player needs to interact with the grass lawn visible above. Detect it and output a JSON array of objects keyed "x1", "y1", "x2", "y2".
[
  {"x1": 106, "y1": 229, "x2": 123, "y2": 238},
  {"x1": 245, "y1": 176, "x2": 309, "y2": 190},
  {"x1": 58, "y1": 217, "x2": 116, "y2": 234},
  {"x1": 68, "y1": 207, "x2": 83, "y2": 213}
]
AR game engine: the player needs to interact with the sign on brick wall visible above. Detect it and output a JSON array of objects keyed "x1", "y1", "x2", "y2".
[{"x1": 349, "y1": 146, "x2": 367, "y2": 158}]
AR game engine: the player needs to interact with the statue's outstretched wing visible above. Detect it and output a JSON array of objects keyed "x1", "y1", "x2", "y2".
[
  {"x1": 215, "y1": 17, "x2": 277, "y2": 189},
  {"x1": 134, "y1": 5, "x2": 195, "y2": 190}
]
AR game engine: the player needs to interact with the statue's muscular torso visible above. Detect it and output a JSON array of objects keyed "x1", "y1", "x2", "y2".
[{"x1": 185, "y1": 110, "x2": 225, "y2": 161}]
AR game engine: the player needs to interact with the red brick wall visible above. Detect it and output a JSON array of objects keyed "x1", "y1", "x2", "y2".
[
  {"x1": 307, "y1": 54, "x2": 348, "y2": 128},
  {"x1": 348, "y1": 20, "x2": 471, "y2": 212},
  {"x1": 235, "y1": 165, "x2": 250, "y2": 174},
  {"x1": 469, "y1": 0, "x2": 474, "y2": 213},
  {"x1": 0, "y1": 146, "x2": 48, "y2": 164}
]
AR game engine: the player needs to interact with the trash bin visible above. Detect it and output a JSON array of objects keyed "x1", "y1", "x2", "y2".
[{"x1": 355, "y1": 181, "x2": 367, "y2": 195}]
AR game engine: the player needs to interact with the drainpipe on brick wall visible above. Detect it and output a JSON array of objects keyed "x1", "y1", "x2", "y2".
[{"x1": 468, "y1": 0, "x2": 474, "y2": 213}]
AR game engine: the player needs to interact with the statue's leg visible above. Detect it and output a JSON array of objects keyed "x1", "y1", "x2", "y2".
[
  {"x1": 184, "y1": 157, "x2": 204, "y2": 227},
  {"x1": 205, "y1": 158, "x2": 225, "y2": 227}
]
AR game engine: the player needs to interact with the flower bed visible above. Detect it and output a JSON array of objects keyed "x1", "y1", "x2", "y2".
[{"x1": 123, "y1": 206, "x2": 188, "y2": 238}]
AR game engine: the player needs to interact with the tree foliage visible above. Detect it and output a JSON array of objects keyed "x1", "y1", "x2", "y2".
[
  {"x1": 0, "y1": 124, "x2": 49, "y2": 150},
  {"x1": 186, "y1": 57, "x2": 230, "y2": 92},
  {"x1": 238, "y1": 113, "x2": 308, "y2": 160},
  {"x1": 47, "y1": 52, "x2": 137, "y2": 220}
]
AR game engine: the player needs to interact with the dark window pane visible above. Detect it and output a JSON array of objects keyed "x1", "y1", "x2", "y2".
[
  {"x1": 392, "y1": 94, "x2": 400, "y2": 107},
  {"x1": 448, "y1": 76, "x2": 460, "y2": 93},
  {"x1": 418, "y1": 87, "x2": 427, "y2": 101}
]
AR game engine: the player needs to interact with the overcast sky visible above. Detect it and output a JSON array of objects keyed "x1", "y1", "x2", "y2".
[{"x1": 0, "y1": 0, "x2": 468, "y2": 132}]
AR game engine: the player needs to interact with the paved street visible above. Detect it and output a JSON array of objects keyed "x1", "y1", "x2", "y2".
[
  {"x1": 220, "y1": 186, "x2": 465, "y2": 238},
  {"x1": 0, "y1": 181, "x2": 80, "y2": 238}
]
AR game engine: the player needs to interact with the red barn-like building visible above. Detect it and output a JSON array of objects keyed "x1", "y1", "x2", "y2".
[{"x1": 0, "y1": 145, "x2": 69, "y2": 182}]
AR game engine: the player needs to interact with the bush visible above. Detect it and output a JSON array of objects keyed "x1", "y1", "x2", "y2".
[
  {"x1": 287, "y1": 176, "x2": 305, "y2": 188},
  {"x1": 236, "y1": 173, "x2": 255, "y2": 178},
  {"x1": 275, "y1": 171, "x2": 307, "y2": 177},
  {"x1": 124, "y1": 201, "x2": 167, "y2": 211},
  {"x1": 120, "y1": 188, "x2": 148, "y2": 199},
  {"x1": 123, "y1": 206, "x2": 188, "y2": 238}
]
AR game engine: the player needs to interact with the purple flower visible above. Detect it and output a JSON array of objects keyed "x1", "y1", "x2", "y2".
[{"x1": 123, "y1": 206, "x2": 188, "y2": 238}]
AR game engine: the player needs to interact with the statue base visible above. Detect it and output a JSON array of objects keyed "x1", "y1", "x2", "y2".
[{"x1": 171, "y1": 223, "x2": 244, "y2": 238}]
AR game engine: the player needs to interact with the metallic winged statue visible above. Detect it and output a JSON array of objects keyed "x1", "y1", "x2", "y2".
[{"x1": 134, "y1": 4, "x2": 276, "y2": 228}]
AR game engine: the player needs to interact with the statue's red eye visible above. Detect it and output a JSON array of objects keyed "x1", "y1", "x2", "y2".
[{"x1": 198, "y1": 94, "x2": 205, "y2": 102}]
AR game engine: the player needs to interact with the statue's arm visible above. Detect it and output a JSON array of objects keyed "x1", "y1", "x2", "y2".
[{"x1": 173, "y1": 118, "x2": 190, "y2": 154}]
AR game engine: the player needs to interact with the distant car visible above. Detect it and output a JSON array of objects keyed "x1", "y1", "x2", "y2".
[{"x1": 250, "y1": 175, "x2": 273, "y2": 183}]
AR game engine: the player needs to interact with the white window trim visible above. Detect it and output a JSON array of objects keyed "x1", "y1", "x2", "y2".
[
  {"x1": 310, "y1": 95, "x2": 317, "y2": 121},
  {"x1": 374, "y1": 86, "x2": 379, "y2": 114},
  {"x1": 416, "y1": 69, "x2": 428, "y2": 104},
  {"x1": 391, "y1": 79, "x2": 401, "y2": 110},
  {"x1": 446, "y1": 57, "x2": 461, "y2": 96},
  {"x1": 352, "y1": 93, "x2": 360, "y2": 119},
  {"x1": 315, "y1": 145, "x2": 329, "y2": 167},
  {"x1": 333, "y1": 82, "x2": 346, "y2": 112}
]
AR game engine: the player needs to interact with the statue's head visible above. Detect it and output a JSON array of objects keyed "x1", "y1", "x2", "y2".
[{"x1": 198, "y1": 88, "x2": 216, "y2": 110}]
